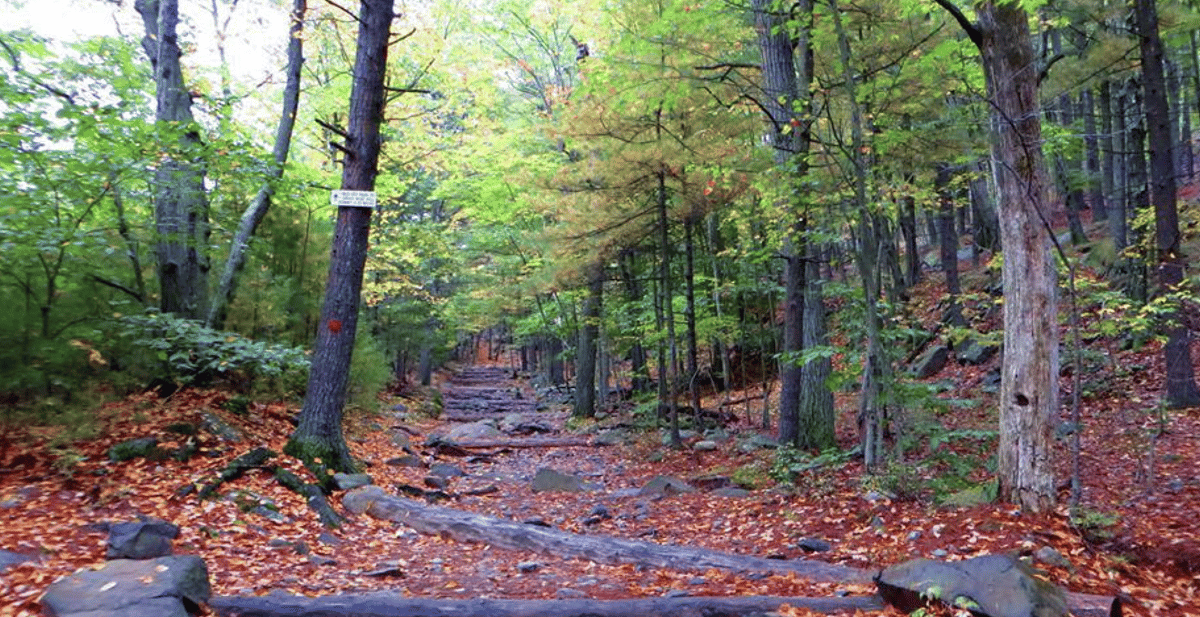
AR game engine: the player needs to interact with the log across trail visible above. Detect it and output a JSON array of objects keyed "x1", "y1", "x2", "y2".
[{"x1": 341, "y1": 485, "x2": 872, "y2": 584}]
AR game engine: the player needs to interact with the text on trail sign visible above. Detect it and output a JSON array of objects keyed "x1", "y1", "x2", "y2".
[{"x1": 330, "y1": 190, "x2": 377, "y2": 208}]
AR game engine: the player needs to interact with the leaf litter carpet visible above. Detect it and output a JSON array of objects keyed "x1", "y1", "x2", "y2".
[{"x1": 0, "y1": 359, "x2": 1196, "y2": 615}]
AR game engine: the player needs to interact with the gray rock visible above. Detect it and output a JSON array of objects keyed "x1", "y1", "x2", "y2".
[
  {"x1": 429, "y1": 463, "x2": 466, "y2": 478},
  {"x1": 200, "y1": 411, "x2": 243, "y2": 443},
  {"x1": 332, "y1": 473, "x2": 373, "y2": 491},
  {"x1": 106, "y1": 519, "x2": 180, "y2": 560},
  {"x1": 555, "y1": 587, "x2": 587, "y2": 599},
  {"x1": 877, "y1": 554, "x2": 1068, "y2": 617},
  {"x1": 0, "y1": 549, "x2": 36, "y2": 571},
  {"x1": 638, "y1": 476, "x2": 695, "y2": 497},
  {"x1": 308, "y1": 555, "x2": 337, "y2": 567},
  {"x1": 692, "y1": 440, "x2": 719, "y2": 451},
  {"x1": 531, "y1": 468, "x2": 586, "y2": 493},
  {"x1": 445, "y1": 421, "x2": 504, "y2": 442},
  {"x1": 711, "y1": 487, "x2": 751, "y2": 498},
  {"x1": 342, "y1": 485, "x2": 387, "y2": 515},
  {"x1": 516, "y1": 561, "x2": 541, "y2": 573},
  {"x1": 957, "y1": 338, "x2": 999, "y2": 366},
  {"x1": 912, "y1": 344, "x2": 949, "y2": 379},
  {"x1": 385, "y1": 455, "x2": 424, "y2": 468},
  {"x1": 907, "y1": 531, "x2": 923, "y2": 541},
  {"x1": 423, "y1": 475, "x2": 450, "y2": 490},
  {"x1": 594, "y1": 429, "x2": 631, "y2": 446},
  {"x1": 739, "y1": 434, "x2": 779, "y2": 452},
  {"x1": 664, "y1": 589, "x2": 691, "y2": 598},
  {"x1": 796, "y1": 537, "x2": 832, "y2": 553},
  {"x1": 41, "y1": 555, "x2": 210, "y2": 617},
  {"x1": 390, "y1": 431, "x2": 412, "y2": 449},
  {"x1": 932, "y1": 549, "x2": 949, "y2": 558},
  {"x1": 108, "y1": 437, "x2": 161, "y2": 463},
  {"x1": 252, "y1": 506, "x2": 289, "y2": 524},
  {"x1": 1035, "y1": 546, "x2": 1071, "y2": 570}
]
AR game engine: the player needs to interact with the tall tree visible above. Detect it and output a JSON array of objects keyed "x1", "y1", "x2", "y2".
[
  {"x1": 207, "y1": 0, "x2": 307, "y2": 329},
  {"x1": 936, "y1": 0, "x2": 1058, "y2": 513},
  {"x1": 286, "y1": 0, "x2": 395, "y2": 476},
  {"x1": 751, "y1": 0, "x2": 830, "y2": 450},
  {"x1": 136, "y1": 0, "x2": 211, "y2": 319},
  {"x1": 1135, "y1": 0, "x2": 1200, "y2": 408}
]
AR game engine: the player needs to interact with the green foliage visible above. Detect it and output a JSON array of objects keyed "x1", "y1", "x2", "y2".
[
  {"x1": 1070, "y1": 508, "x2": 1121, "y2": 544},
  {"x1": 346, "y1": 328, "x2": 391, "y2": 413},
  {"x1": 112, "y1": 310, "x2": 309, "y2": 394}
]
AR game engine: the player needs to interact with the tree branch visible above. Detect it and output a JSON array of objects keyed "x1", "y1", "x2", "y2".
[{"x1": 930, "y1": 0, "x2": 981, "y2": 48}]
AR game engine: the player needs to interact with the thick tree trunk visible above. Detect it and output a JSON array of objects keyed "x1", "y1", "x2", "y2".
[
  {"x1": 136, "y1": 0, "x2": 211, "y2": 320},
  {"x1": 975, "y1": 2, "x2": 1059, "y2": 513},
  {"x1": 1136, "y1": 0, "x2": 1200, "y2": 408},
  {"x1": 1083, "y1": 88, "x2": 1106, "y2": 222},
  {"x1": 207, "y1": 0, "x2": 306, "y2": 329},
  {"x1": 286, "y1": 0, "x2": 394, "y2": 477},
  {"x1": 798, "y1": 243, "x2": 834, "y2": 449}
]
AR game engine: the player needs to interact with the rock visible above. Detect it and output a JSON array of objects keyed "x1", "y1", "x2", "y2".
[
  {"x1": 588, "y1": 505, "x2": 612, "y2": 519},
  {"x1": 0, "y1": 549, "x2": 36, "y2": 572},
  {"x1": 912, "y1": 344, "x2": 949, "y2": 379},
  {"x1": 200, "y1": 411, "x2": 243, "y2": 443},
  {"x1": 692, "y1": 440, "x2": 719, "y2": 451},
  {"x1": 106, "y1": 519, "x2": 180, "y2": 560},
  {"x1": 932, "y1": 549, "x2": 949, "y2": 558},
  {"x1": 423, "y1": 476, "x2": 450, "y2": 490},
  {"x1": 428, "y1": 463, "x2": 466, "y2": 478},
  {"x1": 691, "y1": 475, "x2": 732, "y2": 491},
  {"x1": 907, "y1": 531, "x2": 923, "y2": 541},
  {"x1": 445, "y1": 421, "x2": 504, "y2": 442},
  {"x1": 317, "y1": 532, "x2": 341, "y2": 546},
  {"x1": 41, "y1": 555, "x2": 211, "y2": 617},
  {"x1": 385, "y1": 455, "x2": 424, "y2": 468},
  {"x1": 343, "y1": 485, "x2": 388, "y2": 515},
  {"x1": 308, "y1": 555, "x2": 338, "y2": 567},
  {"x1": 638, "y1": 476, "x2": 695, "y2": 497},
  {"x1": 531, "y1": 468, "x2": 587, "y2": 493},
  {"x1": 957, "y1": 339, "x2": 998, "y2": 365},
  {"x1": 1035, "y1": 546, "x2": 1071, "y2": 570},
  {"x1": 738, "y1": 434, "x2": 779, "y2": 452},
  {"x1": 108, "y1": 437, "x2": 161, "y2": 463},
  {"x1": 555, "y1": 587, "x2": 587, "y2": 599},
  {"x1": 251, "y1": 506, "x2": 289, "y2": 524},
  {"x1": 711, "y1": 487, "x2": 751, "y2": 498},
  {"x1": 876, "y1": 554, "x2": 1068, "y2": 617},
  {"x1": 390, "y1": 432, "x2": 412, "y2": 449},
  {"x1": 332, "y1": 473, "x2": 373, "y2": 491},
  {"x1": 516, "y1": 561, "x2": 541, "y2": 573},
  {"x1": 797, "y1": 538, "x2": 832, "y2": 553}
]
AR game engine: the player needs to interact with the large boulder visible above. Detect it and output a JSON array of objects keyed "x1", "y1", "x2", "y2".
[
  {"x1": 444, "y1": 421, "x2": 503, "y2": 442},
  {"x1": 876, "y1": 554, "x2": 1068, "y2": 617},
  {"x1": 41, "y1": 555, "x2": 211, "y2": 617},
  {"x1": 912, "y1": 344, "x2": 950, "y2": 379},
  {"x1": 638, "y1": 476, "x2": 695, "y2": 497}
]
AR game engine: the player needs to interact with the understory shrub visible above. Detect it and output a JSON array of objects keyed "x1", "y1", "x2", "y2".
[{"x1": 110, "y1": 310, "x2": 309, "y2": 397}]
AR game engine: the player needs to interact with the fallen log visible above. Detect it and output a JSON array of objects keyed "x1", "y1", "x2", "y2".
[
  {"x1": 341, "y1": 486, "x2": 1122, "y2": 616},
  {"x1": 342, "y1": 485, "x2": 872, "y2": 584},
  {"x1": 450, "y1": 436, "x2": 600, "y2": 449},
  {"x1": 210, "y1": 591, "x2": 886, "y2": 617}
]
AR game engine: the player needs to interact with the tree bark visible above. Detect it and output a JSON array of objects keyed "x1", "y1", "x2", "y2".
[
  {"x1": 1135, "y1": 0, "x2": 1200, "y2": 408},
  {"x1": 286, "y1": 0, "x2": 394, "y2": 477},
  {"x1": 572, "y1": 262, "x2": 602, "y2": 418},
  {"x1": 751, "y1": 0, "x2": 816, "y2": 448},
  {"x1": 210, "y1": 592, "x2": 885, "y2": 617},
  {"x1": 136, "y1": 0, "x2": 211, "y2": 320},
  {"x1": 933, "y1": 0, "x2": 1059, "y2": 512},
  {"x1": 207, "y1": 0, "x2": 306, "y2": 329},
  {"x1": 342, "y1": 486, "x2": 870, "y2": 583}
]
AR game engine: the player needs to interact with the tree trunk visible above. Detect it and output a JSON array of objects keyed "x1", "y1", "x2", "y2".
[
  {"x1": 1083, "y1": 88, "x2": 1106, "y2": 222},
  {"x1": 1136, "y1": 0, "x2": 1200, "y2": 408},
  {"x1": 1107, "y1": 80, "x2": 1128, "y2": 252},
  {"x1": 207, "y1": 0, "x2": 306, "y2": 329},
  {"x1": 684, "y1": 216, "x2": 703, "y2": 431},
  {"x1": 656, "y1": 168, "x2": 681, "y2": 448},
  {"x1": 973, "y1": 1, "x2": 1059, "y2": 513},
  {"x1": 935, "y1": 163, "x2": 965, "y2": 327},
  {"x1": 751, "y1": 0, "x2": 813, "y2": 448},
  {"x1": 286, "y1": 0, "x2": 394, "y2": 477},
  {"x1": 573, "y1": 263, "x2": 602, "y2": 418},
  {"x1": 136, "y1": 0, "x2": 211, "y2": 320},
  {"x1": 798, "y1": 243, "x2": 834, "y2": 450}
]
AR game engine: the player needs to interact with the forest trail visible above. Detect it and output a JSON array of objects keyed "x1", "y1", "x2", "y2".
[{"x1": 0, "y1": 356, "x2": 1193, "y2": 615}]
